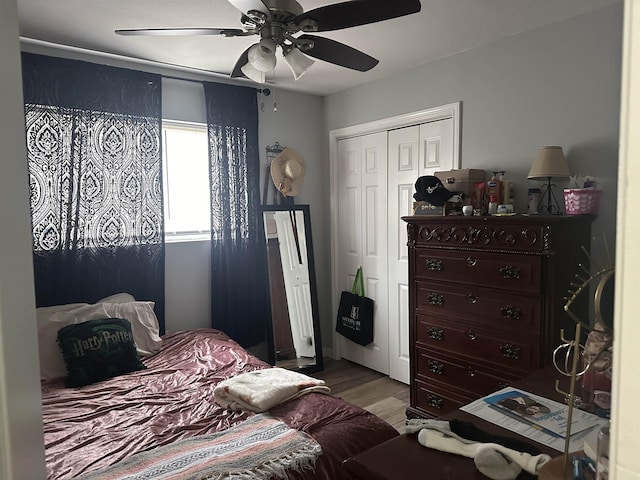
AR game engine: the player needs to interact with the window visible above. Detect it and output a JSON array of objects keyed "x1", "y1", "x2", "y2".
[{"x1": 162, "y1": 120, "x2": 211, "y2": 241}]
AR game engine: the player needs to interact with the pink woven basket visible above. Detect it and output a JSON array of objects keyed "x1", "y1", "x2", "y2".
[{"x1": 563, "y1": 189, "x2": 602, "y2": 215}]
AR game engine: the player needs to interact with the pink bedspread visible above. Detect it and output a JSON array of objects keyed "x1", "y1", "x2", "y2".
[{"x1": 42, "y1": 328, "x2": 398, "y2": 479}]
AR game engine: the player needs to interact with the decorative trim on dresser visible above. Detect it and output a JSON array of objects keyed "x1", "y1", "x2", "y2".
[{"x1": 402, "y1": 215, "x2": 592, "y2": 419}]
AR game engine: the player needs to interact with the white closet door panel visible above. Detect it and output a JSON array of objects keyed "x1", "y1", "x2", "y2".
[
  {"x1": 387, "y1": 126, "x2": 419, "y2": 384},
  {"x1": 337, "y1": 136, "x2": 364, "y2": 365},
  {"x1": 336, "y1": 132, "x2": 388, "y2": 373},
  {"x1": 388, "y1": 119, "x2": 456, "y2": 384},
  {"x1": 418, "y1": 118, "x2": 453, "y2": 175},
  {"x1": 345, "y1": 186, "x2": 361, "y2": 255}
]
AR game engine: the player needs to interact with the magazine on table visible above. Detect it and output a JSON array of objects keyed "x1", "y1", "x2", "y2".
[
  {"x1": 483, "y1": 389, "x2": 597, "y2": 438},
  {"x1": 461, "y1": 387, "x2": 607, "y2": 452}
]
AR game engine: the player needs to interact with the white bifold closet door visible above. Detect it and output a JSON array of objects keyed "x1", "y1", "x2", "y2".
[
  {"x1": 387, "y1": 119, "x2": 455, "y2": 384},
  {"x1": 335, "y1": 118, "x2": 455, "y2": 383},
  {"x1": 336, "y1": 131, "x2": 389, "y2": 374}
]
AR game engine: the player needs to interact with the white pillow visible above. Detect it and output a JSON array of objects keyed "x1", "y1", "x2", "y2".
[
  {"x1": 36, "y1": 303, "x2": 89, "y2": 324},
  {"x1": 97, "y1": 292, "x2": 136, "y2": 303},
  {"x1": 38, "y1": 301, "x2": 162, "y2": 381}
]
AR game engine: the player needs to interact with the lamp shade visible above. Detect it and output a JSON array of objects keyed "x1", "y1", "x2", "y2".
[
  {"x1": 283, "y1": 46, "x2": 315, "y2": 80},
  {"x1": 527, "y1": 146, "x2": 571, "y2": 179},
  {"x1": 240, "y1": 62, "x2": 266, "y2": 83},
  {"x1": 247, "y1": 39, "x2": 277, "y2": 73}
]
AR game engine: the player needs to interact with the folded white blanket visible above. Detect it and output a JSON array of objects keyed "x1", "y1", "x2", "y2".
[{"x1": 214, "y1": 367, "x2": 331, "y2": 413}]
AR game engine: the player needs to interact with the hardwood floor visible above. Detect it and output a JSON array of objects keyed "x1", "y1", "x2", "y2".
[{"x1": 312, "y1": 358, "x2": 410, "y2": 433}]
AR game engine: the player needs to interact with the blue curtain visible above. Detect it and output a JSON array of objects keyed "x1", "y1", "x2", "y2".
[
  {"x1": 203, "y1": 82, "x2": 269, "y2": 347},
  {"x1": 21, "y1": 53, "x2": 165, "y2": 331}
]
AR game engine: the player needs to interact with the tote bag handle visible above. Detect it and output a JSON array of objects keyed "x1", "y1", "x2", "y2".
[{"x1": 351, "y1": 266, "x2": 365, "y2": 297}]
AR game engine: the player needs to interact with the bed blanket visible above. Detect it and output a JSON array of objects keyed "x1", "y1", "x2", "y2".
[
  {"x1": 78, "y1": 413, "x2": 322, "y2": 480},
  {"x1": 214, "y1": 367, "x2": 331, "y2": 413}
]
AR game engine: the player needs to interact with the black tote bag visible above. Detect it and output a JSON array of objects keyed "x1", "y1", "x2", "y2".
[{"x1": 335, "y1": 267, "x2": 374, "y2": 346}]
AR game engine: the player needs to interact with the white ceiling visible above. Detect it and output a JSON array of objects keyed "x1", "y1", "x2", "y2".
[{"x1": 17, "y1": 0, "x2": 618, "y2": 96}]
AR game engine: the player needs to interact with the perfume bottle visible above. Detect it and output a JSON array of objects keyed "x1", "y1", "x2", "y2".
[{"x1": 488, "y1": 195, "x2": 498, "y2": 215}]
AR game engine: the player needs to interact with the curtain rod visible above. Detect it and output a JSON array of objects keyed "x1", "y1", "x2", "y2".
[{"x1": 19, "y1": 36, "x2": 267, "y2": 90}]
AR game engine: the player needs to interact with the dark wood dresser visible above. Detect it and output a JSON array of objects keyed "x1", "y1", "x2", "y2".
[{"x1": 402, "y1": 215, "x2": 592, "y2": 419}]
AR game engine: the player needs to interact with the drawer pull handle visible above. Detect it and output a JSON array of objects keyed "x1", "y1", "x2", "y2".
[
  {"x1": 466, "y1": 367, "x2": 477, "y2": 377},
  {"x1": 466, "y1": 294, "x2": 478, "y2": 304},
  {"x1": 466, "y1": 256, "x2": 477, "y2": 267},
  {"x1": 500, "y1": 305, "x2": 522, "y2": 320},
  {"x1": 500, "y1": 343, "x2": 521, "y2": 359},
  {"x1": 428, "y1": 327, "x2": 444, "y2": 341},
  {"x1": 428, "y1": 360, "x2": 444, "y2": 375},
  {"x1": 427, "y1": 293, "x2": 444, "y2": 306},
  {"x1": 426, "y1": 258, "x2": 443, "y2": 271},
  {"x1": 427, "y1": 394, "x2": 444, "y2": 409},
  {"x1": 466, "y1": 330, "x2": 477, "y2": 340},
  {"x1": 499, "y1": 265, "x2": 521, "y2": 279}
]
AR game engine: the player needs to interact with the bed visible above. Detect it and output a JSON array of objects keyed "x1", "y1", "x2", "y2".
[{"x1": 38, "y1": 298, "x2": 398, "y2": 480}]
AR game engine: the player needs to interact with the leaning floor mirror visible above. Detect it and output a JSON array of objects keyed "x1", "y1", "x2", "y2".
[{"x1": 259, "y1": 204, "x2": 323, "y2": 373}]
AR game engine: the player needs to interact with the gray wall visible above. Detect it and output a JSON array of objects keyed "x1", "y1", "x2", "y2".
[{"x1": 321, "y1": 3, "x2": 622, "y2": 342}]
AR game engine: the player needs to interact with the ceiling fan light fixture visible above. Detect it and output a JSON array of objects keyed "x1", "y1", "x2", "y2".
[
  {"x1": 247, "y1": 38, "x2": 277, "y2": 72},
  {"x1": 283, "y1": 46, "x2": 315, "y2": 80},
  {"x1": 240, "y1": 62, "x2": 266, "y2": 83}
]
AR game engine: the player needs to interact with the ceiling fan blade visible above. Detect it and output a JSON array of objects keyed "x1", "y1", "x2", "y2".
[
  {"x1": 299, "y1": 35, "x2": 378, "y2": 72},
  {"x1": 294, "y1": 0, "x2": 421, "y2": 32},
  {"x1": 227, "y1": 0, "x2": 272, "y2": 21},
  {"x1": 230, "y1": 46, "x2": 252, "y2": 78},
  {"x1": 115, "y1": 27, "x2": 246, "y2": 36}
]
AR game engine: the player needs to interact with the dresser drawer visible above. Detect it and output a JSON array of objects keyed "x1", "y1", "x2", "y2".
[
  {"x1": 415, "y1": 347, "x2": 520, "y2": 397},
  {"x1": 413, "y1": 379, "x2": 472, "y2": 418},
  {"x1": 415, "y1": 249, "x2": 542, "y2": 294},
  {"x1": 415, "y1": 315, "x2": 539, "y2": 373},
  {"x1": 415, "y1": 281, "x2": 542, "y2": 334}
]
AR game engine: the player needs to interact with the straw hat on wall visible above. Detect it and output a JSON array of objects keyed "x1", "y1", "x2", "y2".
[{"x1": 270, "y1": 147, "x2": 306, "y2": 197}]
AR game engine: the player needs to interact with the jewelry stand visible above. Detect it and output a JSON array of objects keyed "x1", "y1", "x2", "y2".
[
  {"x1": 540, "y1": 242, "x2": 614, "y2": 479},
  {"x1": 538, "y1": 324, "x2": 583, "y2": 480}
]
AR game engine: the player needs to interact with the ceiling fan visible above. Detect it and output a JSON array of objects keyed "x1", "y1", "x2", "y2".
[{"x1": 116, "y1": 0, "x2": 422, "y2": 83}]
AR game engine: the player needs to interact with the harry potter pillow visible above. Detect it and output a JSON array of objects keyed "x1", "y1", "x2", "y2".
[{"x1": 57, "y1": 318, "x2": 145, "y2": 387}]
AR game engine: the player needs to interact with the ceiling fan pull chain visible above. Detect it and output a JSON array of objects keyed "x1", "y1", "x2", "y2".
[{"x1": 272, "y1": 81, "x2": 278, "y2": 112}]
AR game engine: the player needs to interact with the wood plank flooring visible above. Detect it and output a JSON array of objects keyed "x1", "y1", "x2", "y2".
[{"x1": 312, "y1": 358, "x2": 410, "y2": 433}]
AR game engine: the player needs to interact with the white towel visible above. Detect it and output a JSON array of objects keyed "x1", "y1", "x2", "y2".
[{"x1": 214, "y1": 367, "x2": 330, "y2": 412}]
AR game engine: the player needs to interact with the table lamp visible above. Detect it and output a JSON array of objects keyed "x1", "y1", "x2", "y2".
[{"x1": 527, "y1": 146, "x2": 571, "y2": 214}]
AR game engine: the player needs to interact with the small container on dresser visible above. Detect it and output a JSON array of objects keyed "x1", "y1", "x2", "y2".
[{"x1": 402, "y1": 215, "x2": 592, "y2": 419}]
